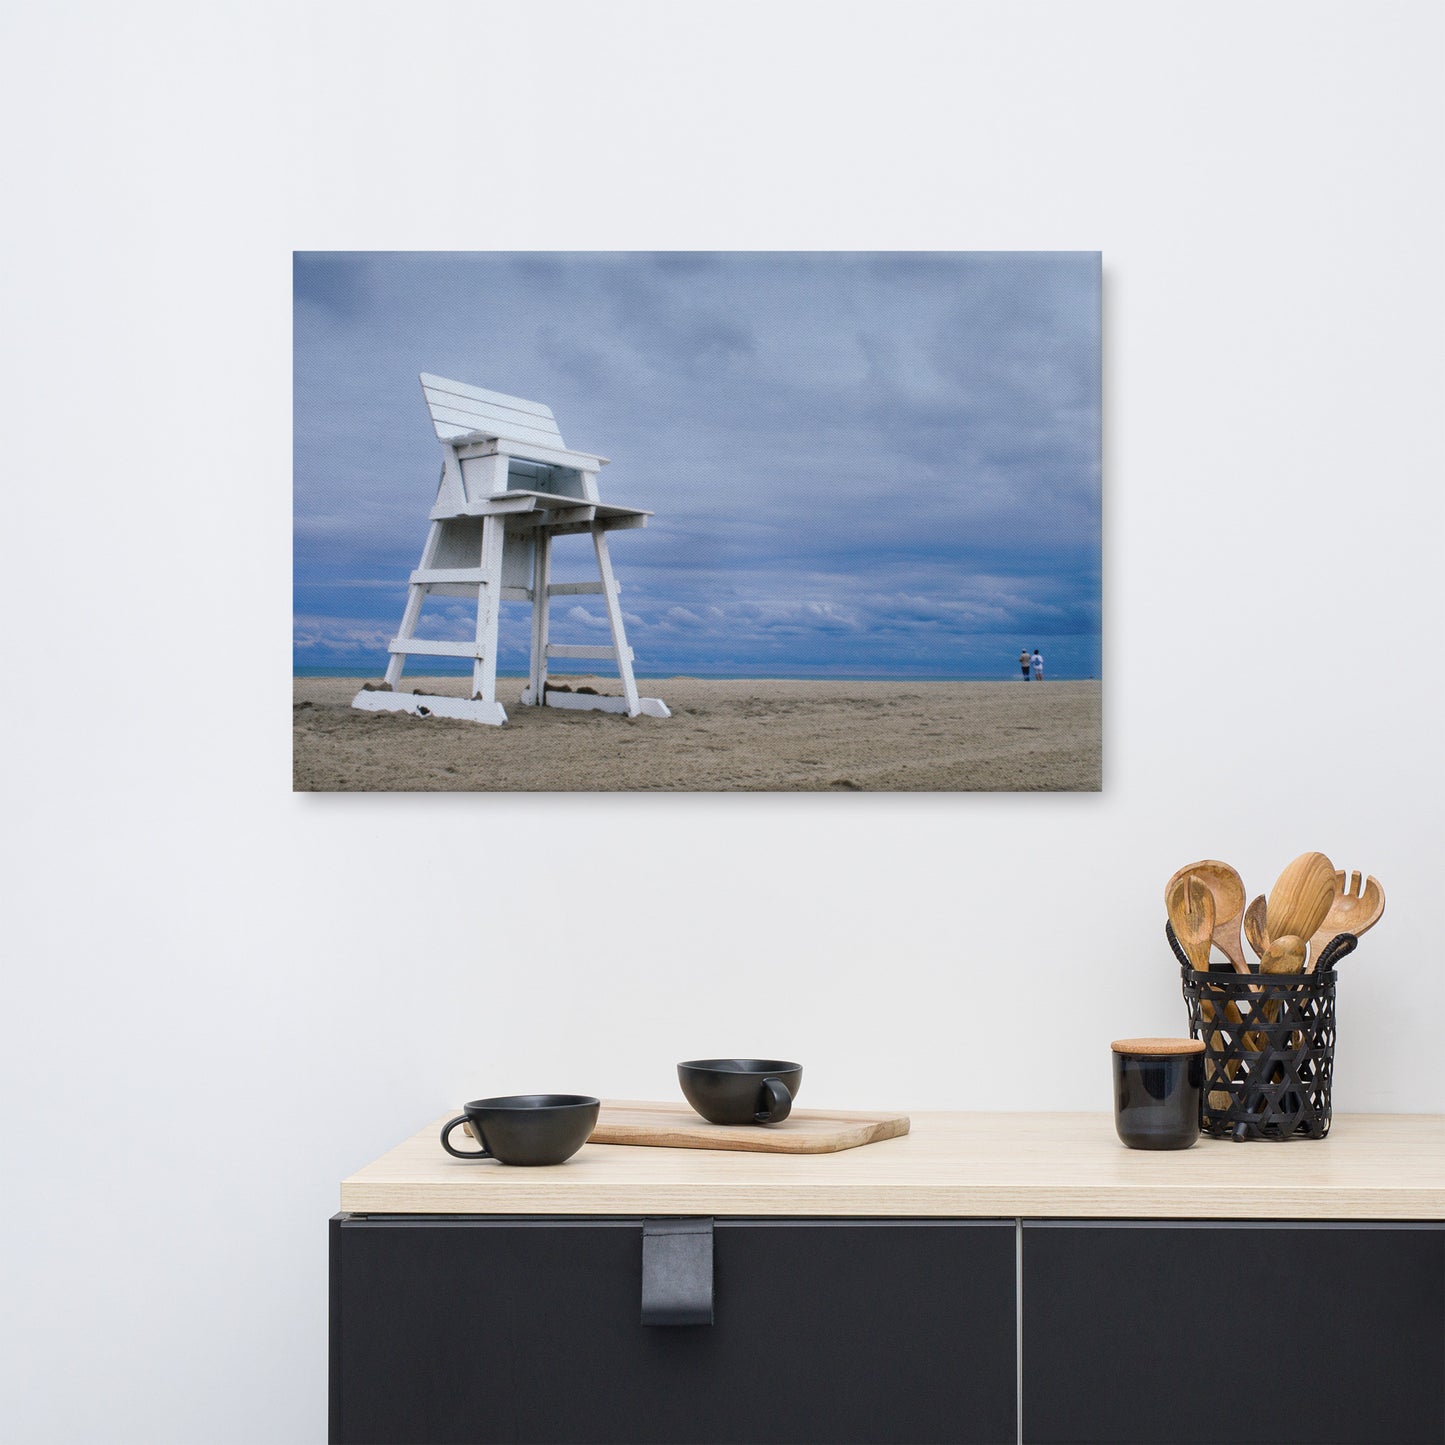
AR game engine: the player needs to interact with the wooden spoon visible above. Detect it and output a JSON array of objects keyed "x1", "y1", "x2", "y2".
[
  {"x1": 1259, "y1": 934, "x2": 1306, "y2": 976},
  {"x1": 1243, "y1": 895, "x2": 1270, "y2": 962},
  {"x1": 1242, "y1": 933, "x2": 1308, "y2": 1049},
  {"x1": 1166, "y1": 874, "x2": 1215, "y2": 971},
  {"x1": 1164, "y1": 860, "x2": 1248, "y2": 973},
  {"x1": 1266, "y1": 852, "x2": 1337, "y2": 948},
  {"x1": 1242, "y1": 932, "x2": 1306, "y2": 1060},
  {"x1": 1306, "y1": 871, "x2": 1385, "y2": 972}
]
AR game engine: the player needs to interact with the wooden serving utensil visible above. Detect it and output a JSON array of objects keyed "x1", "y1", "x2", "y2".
[
  {"x1": 1243, "y1": 895, "x2": 1270, "y2": 962},
  {"x1": 1254, "y1": 930, "x2": 1323, "y2": 1057},
  {"x1": 1244, "y1": 934, "x2": 1308, "y2": 1050},
  {"x1": 1166, "y1": 874, "x2": 1215, "y2": 970},
  {"x1": 1239, "y1": 895, "x2": 1271, "y2": 1051},
  {"x1": 1306, "y1": 871, "x2": 1385, "y2": 972},
  {"x1": 1265, "y1": 852, "x2": 1337, "y2": 949},
  {"x1": 1167, "y1": 875, "x2": 1234, "y2": 1108},
  {"x1": 1164, "y1": 860, "x2": 1248, "y2": 973},
  {"x1": 1258, "y1": 934, "x2": 1306, "y2": 976}
]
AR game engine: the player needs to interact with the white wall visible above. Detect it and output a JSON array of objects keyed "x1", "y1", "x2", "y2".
[{"x1": 4, "y1": 3, "x2": 1442, "y2": 1441}]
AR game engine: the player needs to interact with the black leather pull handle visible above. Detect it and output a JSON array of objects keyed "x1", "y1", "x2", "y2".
[{"x1": 641, "y1": 1218, "x2": 714, "y2": 1326}]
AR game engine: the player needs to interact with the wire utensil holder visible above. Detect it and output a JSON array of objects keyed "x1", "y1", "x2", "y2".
[{"x1": 1170, "y1": 922, "x2": 1356, "y2": 1141}]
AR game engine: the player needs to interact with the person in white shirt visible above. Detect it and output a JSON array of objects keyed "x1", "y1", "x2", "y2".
[{"x1": 1031, "y1": 649, "x2": 1044, "y2": 681}]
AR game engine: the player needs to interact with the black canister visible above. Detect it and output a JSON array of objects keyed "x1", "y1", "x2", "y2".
[{"x1": 1111, "y1": 1038, "x2": 1204, "y2": 1150}]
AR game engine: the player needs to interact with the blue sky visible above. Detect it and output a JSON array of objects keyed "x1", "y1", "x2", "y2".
[{"x1": 294, "y1": 252, "x2": 1100, "y2": 678}]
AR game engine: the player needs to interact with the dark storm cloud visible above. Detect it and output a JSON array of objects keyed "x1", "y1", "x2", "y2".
[{"x1": 294, "y1": 252, "x2": 1100, "y2": 677}]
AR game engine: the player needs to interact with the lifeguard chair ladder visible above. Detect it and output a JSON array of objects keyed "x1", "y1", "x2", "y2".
[{"x1": 351, "y1": 374, "x2": 669, "y2": 726}]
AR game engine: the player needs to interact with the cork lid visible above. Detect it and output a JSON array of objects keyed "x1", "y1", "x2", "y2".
[{"x1": 1111, "y1": 1037, "x2": 1205, "y2": 1056}]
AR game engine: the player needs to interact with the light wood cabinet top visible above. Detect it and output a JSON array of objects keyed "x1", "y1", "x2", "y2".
[{"x1": 341, "y1": 1110, "x2": 1445, "y2": 1219}]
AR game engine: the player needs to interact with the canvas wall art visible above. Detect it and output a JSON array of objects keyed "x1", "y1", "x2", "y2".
[{"x1": 293, "y1": 251, "x2": 1101, "y2": 791}]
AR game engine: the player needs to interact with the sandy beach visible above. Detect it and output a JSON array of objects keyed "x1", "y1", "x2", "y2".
[{"x1": 293, "y1": 675, "x2": 1100, "y2": 792}]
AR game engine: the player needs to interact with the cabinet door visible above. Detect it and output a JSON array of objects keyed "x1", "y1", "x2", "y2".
[
  {"x1": 1022, "y1": 1221, "x2": 1445, "y2": 1444},
  {"x1": 331, "y1": 1216, "x2": 1016, "y2": 1445}
]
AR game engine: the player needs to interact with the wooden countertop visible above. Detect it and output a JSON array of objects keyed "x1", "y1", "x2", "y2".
[{"x1": 340, "y1": 1110, "x2": 1445, "y2": 1219}]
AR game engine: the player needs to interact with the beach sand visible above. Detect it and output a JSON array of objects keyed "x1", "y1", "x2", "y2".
[{"x1": 293, "y1": 675, "x2": 1101, "y2": 792}]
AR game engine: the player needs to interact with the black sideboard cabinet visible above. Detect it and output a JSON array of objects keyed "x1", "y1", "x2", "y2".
[
  {"x1": 330, "y1": 1217, "x2": 1017, "y2": 1445},
  {"x1": 330, "y1": 1214, "x2": 1445, "y2": 1445},
  {"x1": 1022, "y1": 1221, "x2": 1445, "y2": 1444}
]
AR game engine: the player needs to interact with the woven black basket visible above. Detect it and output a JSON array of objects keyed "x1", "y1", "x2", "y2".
[{"x1": 1170, "y1": 923, "x2": 1356, "y2": 1141}]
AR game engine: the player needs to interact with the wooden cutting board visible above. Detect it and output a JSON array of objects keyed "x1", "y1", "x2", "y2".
[{"x1": 588, "y1": 1100, "x2": 910, "y2": 1154}]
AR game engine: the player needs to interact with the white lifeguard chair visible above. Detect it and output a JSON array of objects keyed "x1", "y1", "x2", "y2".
[{"x1": 351, "y1": 374, "x2": 669, "y2": 726}]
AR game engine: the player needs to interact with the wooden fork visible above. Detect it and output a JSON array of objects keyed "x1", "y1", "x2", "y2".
[{"x1": 1307, "y1": 871, "x2": 1385, "y2": 971}]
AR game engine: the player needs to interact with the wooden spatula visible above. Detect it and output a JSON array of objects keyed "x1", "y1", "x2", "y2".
[
  {"x1": 1266, "y1": 853, "x2": 1336, "y2": 949},
  {"x1": 1243, "y1": 895, "x2": 1270, "y2": 962}
]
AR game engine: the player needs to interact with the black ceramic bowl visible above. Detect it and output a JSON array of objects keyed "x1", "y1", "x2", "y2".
[
  {"x1": 677, "y1": 1059, "x2": 803, "y2": 1126},
  {"x1": 440, "y1": 1093, "x2": 600, "y2": 1165}
]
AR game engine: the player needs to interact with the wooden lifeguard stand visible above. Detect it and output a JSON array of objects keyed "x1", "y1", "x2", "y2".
[{"x1": 351, "y1": 374, "x2": 669, "y2": 726}]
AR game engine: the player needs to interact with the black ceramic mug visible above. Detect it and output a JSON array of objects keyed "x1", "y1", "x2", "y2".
[
  {"x1": 677, "y1": 1059, "x2": 802, "y2": 1125},
  {"x1": 440, "y1": 1094, "x2": 600, "y2": 1166},
  {"x1": 1111, "y1": 1039, "x2": 1203, "y2": 1150}
]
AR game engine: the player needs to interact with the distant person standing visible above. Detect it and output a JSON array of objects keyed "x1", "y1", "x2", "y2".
[
  {"x1": 1019, "y1": 648, "x2": 1032, "y2": 681},
  {"x1": 1031, "y1": 649, "x2": 1044, "y2": 681}
]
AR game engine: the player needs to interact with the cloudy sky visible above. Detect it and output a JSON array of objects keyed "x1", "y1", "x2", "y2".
[{"x1": 294, "y1": 252, "x2": 1100, "y2": 679}]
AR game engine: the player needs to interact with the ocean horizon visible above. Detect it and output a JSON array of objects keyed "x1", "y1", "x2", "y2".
[
  {"x1": 296, "y1": 633, "x2": 1101, "y2": 684},
  {"x1": 295, "y1": 666, "x2": 1101, "y2": 682}
]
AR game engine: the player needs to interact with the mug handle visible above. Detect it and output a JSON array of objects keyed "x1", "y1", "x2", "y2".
[
  {"x1": 755, "y1": 1078, "x2": 793, "y2": 1124},
  {"x1": 440, "y1": 1115, "x2": 491, "y2": 1159}
]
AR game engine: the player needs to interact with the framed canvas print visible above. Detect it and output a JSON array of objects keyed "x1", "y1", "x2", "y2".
[{"x1": 293, "y1": 251, "x2": 1101, "y2": 791}]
